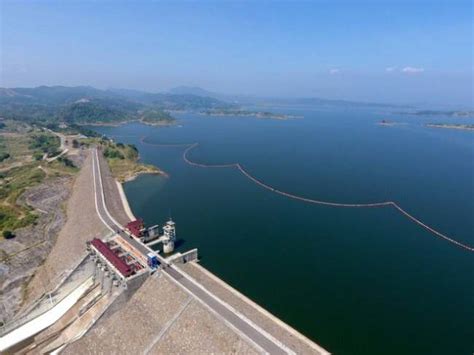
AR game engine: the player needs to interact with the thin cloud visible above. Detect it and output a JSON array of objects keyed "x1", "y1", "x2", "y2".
[
  {"x1": 401, "y1": 66, "x2": 424, "y2": 74},
  {"x1": 385, "y1": 66, "x2": 397, "y2": 72},
  {"x1": 329, "y1": 68, "x2": 340, "y2": 74}
]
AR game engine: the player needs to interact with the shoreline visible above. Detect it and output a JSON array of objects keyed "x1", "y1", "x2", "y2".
[
  {"x1": 198, "y1": 112, "x2": 300, "y2": 120},
  {"x1": 115, "y1": 180, "x2": 136, "y2": 221},
  {"x1": 110, "y1": 170, "x2": 329, "y2": 353},
  {"x1": 120, "y1": 168, "x2": 166, "y2": 183},
  {"x1": 79, "y1": 119, "x2": 176, "y2": 128},
  {"x1": 426, "y1": 123, "x2": 474, "y2": 131}
]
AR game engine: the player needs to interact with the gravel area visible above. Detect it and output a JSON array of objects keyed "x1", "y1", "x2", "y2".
[
  {"x1": 150, "y1": 297, "x2": 260, "y2": 354},
  {"x1": 64, "y1": 272, "x2": 261, "y2": 354},
  {"x1": 0, "y1": 175, "x2": 73, "y2": 324},
  {"x1": 178, "y1": 262, "x2": 329, "y2": 354},
  {"x1": 63, "y1": 273, "x2": 190, "y2": 354}
]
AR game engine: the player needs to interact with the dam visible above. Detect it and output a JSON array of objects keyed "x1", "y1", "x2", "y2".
[{"x1": 0, "y1": 148, "x2": 329, "y2": 354}]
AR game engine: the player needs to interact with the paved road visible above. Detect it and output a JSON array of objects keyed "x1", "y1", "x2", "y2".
[{"x1": 91, "y1": 148, "x2": 292, "y2": 355}]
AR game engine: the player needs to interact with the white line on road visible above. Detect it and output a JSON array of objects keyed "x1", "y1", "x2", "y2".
[{"x1": 91, "y1": 148, "x2": 294, "y2": 354}]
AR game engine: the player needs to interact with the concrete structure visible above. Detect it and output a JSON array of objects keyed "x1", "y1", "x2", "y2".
[
  {"x1": 0, "y1": 256, "x2": 96, "y2": 353},
  {"x1": 90, "y1": 148, "x2": 329, "y2": 354},
  {"x1": 142, "y1": 224, "x2": 160, "y2": 242},
  {"x1": 167, "y1": 248, "x2": 199, "y2": 264},
  {"x1": 162, "y1": 219, "x2": 176, "y2": 253},
  {"x1": 0, "y1": 147, "x2": 330, "y2": 354},
  {"x1": 126, "y1": 217, "x2": 176, "y2": 253}
]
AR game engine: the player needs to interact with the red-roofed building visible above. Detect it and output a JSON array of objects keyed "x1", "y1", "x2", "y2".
[
  {"x1": 90, "y1": 238, "x2": 133, "y2": 278},
  {"x1": 125, "y1": 219, "x2": 144, "y2": 238}
]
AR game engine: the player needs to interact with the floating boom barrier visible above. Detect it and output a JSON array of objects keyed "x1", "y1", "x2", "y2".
[{"x1": 141, "y1": 137, "x2": 474, "y2": 253}]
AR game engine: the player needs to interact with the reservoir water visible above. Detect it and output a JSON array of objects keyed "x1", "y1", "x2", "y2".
[{"x1": 90, "y1": 106, "x2": 474, "y2": 355}]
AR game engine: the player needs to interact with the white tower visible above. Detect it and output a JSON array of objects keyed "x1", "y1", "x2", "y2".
[{"x1": 162, "y1": 219, "x2": 176, "y2": 253}]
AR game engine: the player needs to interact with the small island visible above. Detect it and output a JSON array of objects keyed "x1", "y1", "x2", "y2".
[
  {"x1": 426, "y1": 123, "x2": 474, "y2": 131},
  {"x1": 377, "y1": 119, "x2": 407, "y2": 127},
  {"x1": 200, "y1": 108, "x2": 300, "y2": 120},
  {"x1": 378, "y1": 119, "x2": 396, "y2": 126},
  {"x1": 405, "y1": 110, "x2": 474, "y2": 118}
]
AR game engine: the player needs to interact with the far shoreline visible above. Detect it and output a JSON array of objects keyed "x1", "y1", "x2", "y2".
[
  {"x1": 426, "y1": 123, "x2": 474, "y2": 131},
  {"x1": 79, "y1": 119, "x2": 176, "y2": 128}
]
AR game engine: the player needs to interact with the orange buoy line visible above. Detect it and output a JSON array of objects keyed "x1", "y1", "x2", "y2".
[{"x1": 143, "y1": 138, "x2": 474, "y2": 252}]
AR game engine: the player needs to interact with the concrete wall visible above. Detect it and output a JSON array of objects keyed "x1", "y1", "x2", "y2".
[
  {"x1": 96, "y1": 272, "x2": 149, "y2": 324},
  {"x1": 171, "y1": 249, "x2": 199, "y2": 264}
]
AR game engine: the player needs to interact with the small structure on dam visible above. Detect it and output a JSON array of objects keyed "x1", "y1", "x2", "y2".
[
  {"x1": 162, "y1": 219, "x2": 176, "y2": 253},
  {"x1": 126, "y1": 218, "x2": 177, "y2": 253},
  {"x1": 87, "y1": 237, "x2": 148, "y2": 292}
]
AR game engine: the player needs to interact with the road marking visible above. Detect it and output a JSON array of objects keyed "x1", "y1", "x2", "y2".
[
  {"x1": 163, "y1": 273, "x2": 267, "y2": 354},
  {"x1": 189, "y1": 262, "x2": 330, "y2": 354},
  {"x1": 91, "y1": 151, "x2": 115, "y2": 234},
  {"x1": 91, "y1": 148, "x2": 294, "y2": 354}
]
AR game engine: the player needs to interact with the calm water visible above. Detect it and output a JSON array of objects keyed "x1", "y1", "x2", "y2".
[{"x1": 91, "y1": 106, "x2": 474, "y2": 355}]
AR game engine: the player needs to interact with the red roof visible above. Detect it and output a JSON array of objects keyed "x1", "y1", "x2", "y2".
[
  {"x1": 126, "y1": 219, "x2": 144, "y2": 237},
  {"x1": 91, "y1": 238, "x2": 132, "y2": 277}
]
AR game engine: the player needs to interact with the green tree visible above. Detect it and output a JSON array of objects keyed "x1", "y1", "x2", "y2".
[{"x1": 3, "y1": 230, "x2": 15, "y2": 239}]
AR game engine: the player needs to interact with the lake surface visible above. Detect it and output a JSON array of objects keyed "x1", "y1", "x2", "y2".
[{"x1": 91, "y1": 106, "x2": 474, "y2": 355}]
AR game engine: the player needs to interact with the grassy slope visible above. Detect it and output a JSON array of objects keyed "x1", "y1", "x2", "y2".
[
  {"x1": 81, "y1": 138, "x2": 162, "y2": 182},
  {"x1": 0, "y1": 122, "x2": 77, "y2": 234},
  {"x1": 105, "y1": 142, "x2": 161, "y2": 182}
]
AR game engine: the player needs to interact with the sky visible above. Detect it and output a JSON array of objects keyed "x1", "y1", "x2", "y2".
[{"x1": 1, "y1": 0, "x2": 472, "y2": 106}]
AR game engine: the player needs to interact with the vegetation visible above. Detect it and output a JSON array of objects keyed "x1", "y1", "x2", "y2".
[
  {"x1": 0, "y1": 122, "x2": 78, "y2": 236},
  {"x1": 0, "y1": 127, "x2": 37, "y2": 166},
  {"x1": 96, "y1": 139, "x2": 161, "y2": 182},
  {"x1": 201, "y1": 108, "x2": 295, "y2": 120},
  {"x1": 0, "y1": 163, "x2": 46, "y2": 232},
  {"x1": 410, "y1": 110, "x2": 474, "y2": 117},
  {"x1": 0, "y1": 86, "x2": 177, "y2": 126},
  {"x1": 29, "y1": 133, "x2": 60, "y2": 157},
  {"x1": 103, "y1": 146, "x2": 125, "y2": 159},
  {"x1": 145, "y1": 93, "x2": 231, "y2": 111},
  {"x1": 0, "y1": 85, "x2": 297, "y2": 125},
  {"x1": 3, "y1": 230, "x2": 15, "y2": 239},
  {"x1": 139, "y1": 109, "x2": 175, "y2": 124},
  {"x1": 57, "y1": 156, "x2": 76, "y2": 168},
  {"x1": 0, "y1": 153, "x2": 10, "y2": 162}
]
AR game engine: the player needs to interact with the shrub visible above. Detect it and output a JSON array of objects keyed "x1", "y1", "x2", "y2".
[
  {"x1": 58, "y1": 156, "x2": 75, "y2": 168},
  {"x1": 103, "y1": 147, "x2": 124, "y2": 159},
  {"x1": 3, "y1": 230, "x2": 15, "y2": 239},
  {"x1": 0, "y1": 153, "x2": 10, "y2": 162},
  {"x1": 33, "y1": 151, "x2": 44, "y2": 161}
]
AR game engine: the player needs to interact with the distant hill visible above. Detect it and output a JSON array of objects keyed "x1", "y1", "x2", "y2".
[
  {"x1": 0, "y1": 85, "x2": 112, "y2": 105},
  {"x1": 166, "y1": 86, "x2": 406, "y2": 108},
  {"x1": 168, "y1": 86, "x2": 218, "y2": 97},
  {"x1": 140, "y1": 93, "x2": 232, "y2": 110},
  {"x1": 58, "y1": 99, "x2": 131, "y2": 124},
  {"x1": 0, "y1": 85, "x2": 413, "y2": 127},
  {"x1": 0, "y1": 86, "x2": 178, "y2": 126}
]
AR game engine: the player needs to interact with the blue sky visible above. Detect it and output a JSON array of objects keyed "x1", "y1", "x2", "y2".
[{"x1": 1, "y1": 0, "x2": 472, "y2": 105}]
